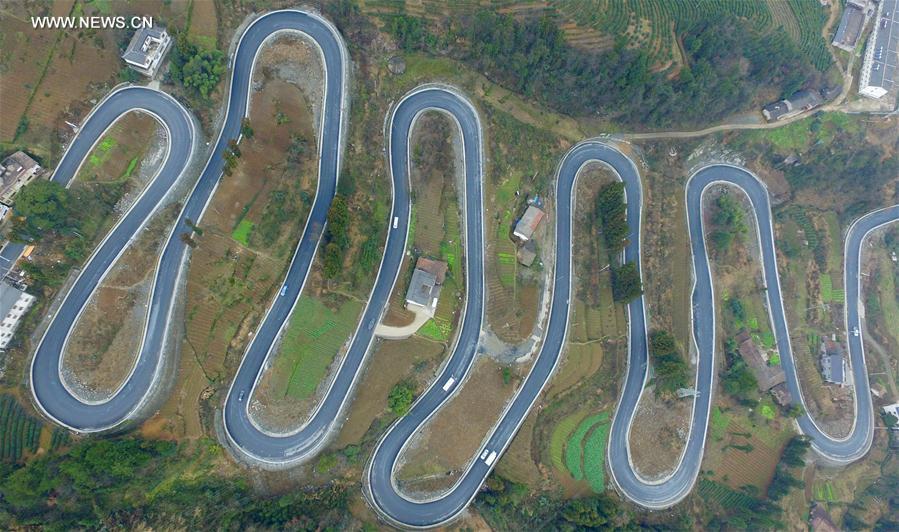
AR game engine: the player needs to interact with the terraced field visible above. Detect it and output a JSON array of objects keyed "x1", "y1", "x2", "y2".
[{"x1": 363, "y1": 0, "x2": 832, "y2": 73}]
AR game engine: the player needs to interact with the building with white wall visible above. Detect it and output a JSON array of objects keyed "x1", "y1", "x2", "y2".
[
  {"x1": 859, "y1": 0, "x2": 898, "y2": 99},
  {"x1": 0, "y1": 282, "x2": 35, "y2": 349}
]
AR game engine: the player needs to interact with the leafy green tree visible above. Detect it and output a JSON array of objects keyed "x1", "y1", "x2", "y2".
[
  {"x1": 322, "y1": 195, "x2": 351, "y2": 279},
  {"x1": 240, "y1": 118, "x2": 254, "y2": 139},
  {"x1": 169, "y1": 34, "x2": 226, "y2": 100},
  {"x1": 611, "y1": 262, "x2": 642, "y2": 302},
  {"x1": 13, "y1": 180, "x2": 74, "y2": 238},
  {"x1": 649, "y1": 330, "x2": 690, "y2": 395},
  {"x1": 595, "y1": 181, "x2": 629, "y2": 254},
  {"x1": 322, "y1": 243, "x2": 342, "y2": 279},
  {"x1": 721, "y1": 358, "x2": 758, "y2": 401},
  {"x1": 388, "y1": 381, "x2": 415, "y2": 416}
]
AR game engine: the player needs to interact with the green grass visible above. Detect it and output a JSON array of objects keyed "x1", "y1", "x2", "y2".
[
  {"x1": 232, "y1": 219, "x2": 254, "y2": 246},
  {"x1": 497, "y1": 251, "x2": 516, "y2": 287},
  {"x1": 418, "y1": 318, "x2": 451, "y2": 341},
  {"x1": 710, "y1": 406, "x2": 730, "y2": 441},
  {"x1": 814, "y1": 480, "x2": 836, "y2": 502},
  {"x1": 760, "y1": 404, "x2": 776, "y2": 420},
  {"x1": 87, "y1": 136, "x2": 117, "y2": 167},
  {"x1": 270, "y1": 296, "x2": 363, "y2": 400},
  {"x1": 820, "y1": 273, "x2": 833, "y2": 303},
  {"x1": 122, "y1": 157, "x2": 139, "y2": 179},
  {"x1": 769, "y1": 353, "x2": 781, "y2": 366}
]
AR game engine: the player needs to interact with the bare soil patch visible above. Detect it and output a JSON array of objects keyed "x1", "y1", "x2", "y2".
[
  {"x1": 61, "y1": 113, "x2": 166, "y2": 399},
  {"x1": 335, "y1": 337, "x2": 446, "y2": 447},
  {"x1": 394, "y1": 357, "x2": 526, "y2": 497},
  {"x1": 628, "y1": 387, "x2": 690, "y2": 479},
  {"x1": 149, "y1": 44, "x2": 318, "y2": 439}
]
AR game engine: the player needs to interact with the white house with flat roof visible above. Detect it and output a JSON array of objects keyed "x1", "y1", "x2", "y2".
[{"x1": 122, "y1": 26, "x2": 171, "y2": 77}]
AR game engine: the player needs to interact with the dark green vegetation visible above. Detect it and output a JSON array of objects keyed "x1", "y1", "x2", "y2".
[
  {"x1": 709, "y1": 193, "x2": 748, "y2": 253},
  {"x1": 720, "y1": 337, "x2": 759, "y2": 403},
  {"x1": 476, "y1": 474, "x2": 691, "y2": 530},
  {"x1": 0, "y1": 395, "x2": 42, "y2": 463},
  {"x1": 0, "y1": 437, "x2": 350, "y2": 529},
  {"x1": 13, "y1": 175, "x2": 139, "y2": 290},
  {"x1": 610, "y1": 262, "x2": 642, "y2": 302},
  {"x1": 649, "y1": 330, "x2": 690, "y2": 396},
  {"x1": 767, "y1": 436, "x2": 809, "y2": 501},
  {"x1": 11, "y1": 180, "x2": 73, "y2": 240},
  {"x1": 322, "y1": 194, "x2": 350, "y2": 279},
  {"x1": 385, "y1": 8, "x2": 825, "y2": 128},
  {"x1": 168, "y1": 34, "x2": 226, "y2": 101},
  {"x1": 387, "y1": 381, "x2": 416, "y2": 417},
  {"x1": 594, "y1": 181, "x2": 642, "y2": 302},
  {"x1": 595, "y1": 181, "x2": 628, "y2": 254},
  {"x1": 735, "y1": 113, "x2": 898, "y2": 219}
]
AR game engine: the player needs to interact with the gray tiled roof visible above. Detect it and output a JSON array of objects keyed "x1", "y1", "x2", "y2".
[{"x1": 406, "y1": 268, "x2": 437, "y2": 308}]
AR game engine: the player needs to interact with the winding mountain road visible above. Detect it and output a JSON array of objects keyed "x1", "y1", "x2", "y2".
[
  {"x1": 607, "y1": 163, "x2": 899, "y2": 508},
  {"x1": 24, "y1": 6, "x2": 899, "y2": 528},
  {"x1": 30, "y1": 86, "x2": 198, "y2": 431}
]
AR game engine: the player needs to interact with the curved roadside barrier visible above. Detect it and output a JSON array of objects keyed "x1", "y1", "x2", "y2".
[
  {"x1": 30, "y1": 86, "x2": 197, "y2": 431},
  {"x1": 607, "y1": 163, "x2": 899, "y2": 509}
]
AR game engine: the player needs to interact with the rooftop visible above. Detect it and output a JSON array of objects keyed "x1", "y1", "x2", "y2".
[
  {"x1": 415, "y1": 257, "x2": 448, "y2": 285},
  {"x1": 405, "y1": 267, "x2": 440, "y2": 313},
  {"x1": 0, "y1": 281, "x2": 28, "y2": 321},
  {"x1": 832, "y1": 2, "x2": 866, "y2": 50},
  {"x1": 861, "y1": 0, "x2": 898, "y2": 96},
  {"x1": 122, "y1": 26, "x2": 169, "y2": 70},
  {"x1": 513, "y1": 205, "x2": 545, "y2": 241}
]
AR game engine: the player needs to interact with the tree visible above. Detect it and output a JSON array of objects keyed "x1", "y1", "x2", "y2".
[
  {"x1": 388, "y1": 382, "x2": 415, "y2": 416},
  {"x1": 561, "y1": 495, "x2": 622, "y2": 528},
  {"x1": 649, "y1": 330, "x2": 690, "y2": 395},
  {"x1": 881, "y1": 411, "x2": 897, "y2": 428},
  {"x1": 720, "y1": 358, "x2": 757, "y2": 402},
  {"x1": 611, "y1": 262, "x2": 642, "y2": 302},
  {"x1": 322, "y1": 243, "x2": 342, "y2": 279},
  {"x1": 322, "y1": 195, "x2": 351, "y2": 280},
  {"x1": 596, "y1": 181, "x2": 629, "y2": 254},
  {"x1": 13, "y1": 180, "x2": 74, "y2": 238},
  {"x1": 169, "y1": 34, "x2": 226, "y2": 100},
  {"x1": 710, "y1": 194, "x2": 747, "y2": 253},
  {"x1": 240, "y1": 118, "x2": 254, "y2": 139}
]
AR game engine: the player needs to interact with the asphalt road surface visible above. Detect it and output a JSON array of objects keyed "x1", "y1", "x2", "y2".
[
  {"x1": 366, "y1": 140, "x2": 645, "y2": 528},
  {"x1": 30, "y1": 86, "x2": 197, "y2": 430},
  {"x1": 25, "y1": 6, "x2": 899, "y2": 525},
  {"x1": 607, "y1": 163, "x2": 899, "y2": 509}
]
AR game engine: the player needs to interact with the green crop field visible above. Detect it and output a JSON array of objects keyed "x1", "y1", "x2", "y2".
[
  {"x1": 697, "y1": 479, "x2": 755, "y2": 508},
  {"x1": 550, "y1": 411, "x2": 586, "y2": 472},
  {"x1": 583, "y1": 421, "x2": 611, "y2": 491},
  {"x1": 269, "y1": 296, "x2": 362, "y2": 400},
  {"x1": 418, "y1": 317, "x2": 452, "y2": 342},
  {"x1": 0, "y1": 394, "x2": 43, "y2": 462},
  {"x1": 553, "y1": 0, "x2": 829, "y2": 70},
  {"x1": 564, "y1": 411, "x2": 610, "y2": 489}
]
